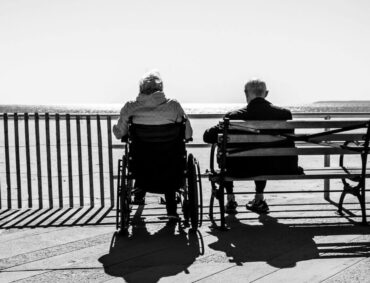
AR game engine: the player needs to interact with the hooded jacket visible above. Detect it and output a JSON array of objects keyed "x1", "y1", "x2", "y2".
[{"x1": 114, "y1": 91, "x2": 193, "y2": 140}]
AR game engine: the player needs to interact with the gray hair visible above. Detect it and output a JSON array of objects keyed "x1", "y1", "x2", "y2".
[
  {"x1": 244, "y1": 79, "x2": 267, "y2": 96},
  {"x1": 139, "y1": 69, "x2": 163, "y2": 95}
]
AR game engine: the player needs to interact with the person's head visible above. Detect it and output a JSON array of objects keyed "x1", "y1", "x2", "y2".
[
  {"x1": 139, "y1": 69, "x2": 163, "y2": 95},
  {"x1": 244, "y1": 79, "x2": 268, "y2": 103}
]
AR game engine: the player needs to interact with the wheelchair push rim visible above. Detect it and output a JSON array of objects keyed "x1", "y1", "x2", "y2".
[{"x1": 187, "y1": 154, "x2": 203, "y2": 230}]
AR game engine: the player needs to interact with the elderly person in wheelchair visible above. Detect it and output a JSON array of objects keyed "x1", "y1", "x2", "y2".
[{"x1": 113, "y1": 70, "x2": 202, "y2": 232}]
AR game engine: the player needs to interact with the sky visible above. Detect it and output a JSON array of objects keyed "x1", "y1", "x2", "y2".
[{"x1": 1, "y1": 0, "x2": 370, "y2": 106}]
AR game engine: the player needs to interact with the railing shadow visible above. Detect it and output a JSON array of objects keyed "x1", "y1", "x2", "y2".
[{"x1": 0, "y1": 207, "x2": 115, "y2": 229}]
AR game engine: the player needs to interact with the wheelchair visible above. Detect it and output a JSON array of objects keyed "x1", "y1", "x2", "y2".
[{"x1": 116, "y1": 120, "x2": 203, "y2": 234}]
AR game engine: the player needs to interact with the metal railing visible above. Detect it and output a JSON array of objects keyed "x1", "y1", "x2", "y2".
[{"x1": 1, "y1": 112, "x2": 370, "y2": 209}]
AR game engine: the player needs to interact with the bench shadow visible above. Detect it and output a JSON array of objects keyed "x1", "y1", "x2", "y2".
[
  {"x1": 208, "y1": 214, "x2": 370, "y2": 269},
  {"x1": 98, "y1": 207, "x2": 204, "y2": 283}
]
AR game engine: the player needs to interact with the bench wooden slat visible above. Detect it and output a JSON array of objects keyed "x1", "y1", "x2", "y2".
[
  {"x1": 222, "y1": 168, "x2": 370, "y2": 181},
  {"x1": 226, "y1": 146, "x2": 362, "y2": 157},
  {"x1": 219, "y1": 133, "x2": 366, "y2": 144},
  {"x1": 229, "y1": 120, "x2": 369, "y2": 130}
]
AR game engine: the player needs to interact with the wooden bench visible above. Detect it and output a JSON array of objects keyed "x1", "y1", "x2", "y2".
[{"x1": 208, "y1": 118, "x2": 370, "y2": 230}]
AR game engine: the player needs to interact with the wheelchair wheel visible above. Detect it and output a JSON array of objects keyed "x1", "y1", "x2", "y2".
[
  {"x1": 117, "y1": 156, "x2": 132, "y2": 233},
  {"x1": 187, "y1": 154, "x2": 203, "y2": 230}
]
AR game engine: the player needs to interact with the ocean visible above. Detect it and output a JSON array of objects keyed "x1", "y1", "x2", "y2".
[{"x1": 1, "y1": 101, "x2": 370, "y2": 114}]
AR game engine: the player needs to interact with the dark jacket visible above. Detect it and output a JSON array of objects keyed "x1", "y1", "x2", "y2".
[{"x1": 203, "y1": 97, "x2": 302, "y2": 177}]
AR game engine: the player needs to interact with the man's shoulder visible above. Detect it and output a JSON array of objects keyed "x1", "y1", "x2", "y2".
[
  {"x1": 269, "y1": 103, "x2": 291, "y2": 114},
  {"x1": 225, "y1": 106, "x2": 248, "y2": 119}
]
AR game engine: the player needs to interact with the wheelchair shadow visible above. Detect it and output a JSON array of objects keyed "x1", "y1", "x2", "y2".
[
  {"x1": 98, "y1": 206, "x2": 204, "y2": 283},
  {"x1": 208, "y1": 214, "x2": 370, "y2": 268}
]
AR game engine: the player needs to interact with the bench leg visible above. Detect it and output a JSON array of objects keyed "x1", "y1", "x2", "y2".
[
  {"x1": 338, "y1": 182, "x2": 367, "y2": 225},
  {"x1": 209, "y1": 181, "x2": 228, "y2": 231},
  {"x1": 209, "y1": 182, "x2": 216, "y2": 225},
  {"x1": 218, "y1": 183, "x2": 227, "y2": 231}
]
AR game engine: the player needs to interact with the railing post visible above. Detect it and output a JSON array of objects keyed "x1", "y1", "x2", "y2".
[
  {"x1": 324, "y1": 115, "x2": 331, "y2": 200},
  {"x1": 86, "y1": 115, "x2": 94, "y2": 207},
  {"x1": 3, "y1": 113, "x2": 11, "y2": 209},
  {"x1": 24, "y1": 113, "x2": 32, "y2": 208},
  {"x1": 66, "y1": 114, "x2": 74, "y2": 207},
  {"x1": 45, "y1": 113, "x2": 53, "y2": 208},
  {"x1": 97, "y1": 115, "x2": 105, "y2": 207},
  {"x1": 107, "y1": 116, "x2": 114, "y2": 207},
  {"x1": 35, "y1": 112, "x2": 43, "y2": 209},
  {"x1": 76, "y1": 115, "x2": 84, "y2": 207},
  {"x1": 14, "y1": 113, "x2": 22, "y2": 208},
  {"x1": 56, "y1": 113, "x2": 63, "y2": 208}
]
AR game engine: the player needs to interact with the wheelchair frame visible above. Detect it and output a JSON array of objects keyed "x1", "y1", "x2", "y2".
[{"x1": 116, "y1": 120, "x2": 203, "y2": 234}]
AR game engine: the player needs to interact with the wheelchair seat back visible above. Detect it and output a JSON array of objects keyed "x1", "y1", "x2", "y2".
[{"x1": 128, "y1": 122, "x2": 187, "y2": 193}]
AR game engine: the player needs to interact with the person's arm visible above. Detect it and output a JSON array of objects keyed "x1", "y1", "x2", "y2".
[
  {"x1": 224, "y1": 108, "x2": 246, "y2": 120},
  {"x1": 113, "y1": 104, "x2": 130, "y2": 139},
  {"x1": 203, "y1": 124, "x2": 222, "y2": 144},
  {"x1": 203, "y1": 110, "x2": 240, "y2": 144},
  {"x1": 175, "y1": 102, "x2": 193, "y2": 140}
]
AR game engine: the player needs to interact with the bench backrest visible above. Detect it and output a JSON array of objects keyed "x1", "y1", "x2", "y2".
[{"x1": 217, "y1": 119, "x2": 370, "y2": 158}]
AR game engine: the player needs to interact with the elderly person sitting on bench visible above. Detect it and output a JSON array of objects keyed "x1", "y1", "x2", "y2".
[
  {"x1": 203, "y1": 79, "x2": 301, "y2": 214},
  {"x1": 113, "y1": 69, "x2": 193, "y2": 220}
]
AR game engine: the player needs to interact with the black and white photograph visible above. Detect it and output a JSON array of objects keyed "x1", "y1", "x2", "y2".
[{"x1": 0, "y1": 1, "x2": 370, "y2": 282}]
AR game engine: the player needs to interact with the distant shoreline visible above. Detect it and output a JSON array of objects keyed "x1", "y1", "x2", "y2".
[
  {"x1": 313, "y1": 100, "x2": 370, "y2": 104},
  {"x1": 1, "y1": 101, "x2": 370, "y2": 115}
]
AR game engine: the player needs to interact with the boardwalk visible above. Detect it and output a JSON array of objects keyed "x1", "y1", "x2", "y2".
[{"x1": 0, "y1": 180, "x2": 369, "y2": 283}]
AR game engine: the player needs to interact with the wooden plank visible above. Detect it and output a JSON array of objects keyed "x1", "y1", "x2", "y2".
[
  {"x1": 219, "y1": 134, "x2": 287, "y2": 143},
  {"x1": 66, "y1": 114, "x2": 73, "y2": 207},
  {"x1": 226, "y1": 146, "x2": 361, "y2": 157},
  {"x1": 14, "y1": 113, "x2": 22, "y2": 208},
  {"x1": 55, "y1": 114, "x2": 63, "y2": 208},
  {"x1": 223, "y1": 168, "x2": 370, "y2": 181},
  {"x1": 97, "y1": 115, "x2": 104, "y2": 207},
  {"x1": 86, "y1": 116, "x2": 94, "y2": 207},
  {"x1": 107, "y1": 116, "x2": 114, "y2": 207},
  {"x1": 221, "y1": 133, "x2": 366, "y2": 144},
  {"x1": 34, "y1": 112, "x2": 43, "y2": 209},
  {"x1": 24, "y1": 113, "x2": 32, "y2": 208},
  {"x1": 229, "y1": 120, "x2": 369, "y2": 130},
  {"x1": 76, "y1": 116, "x2": 84, "y2": 207},
  {"x1": 3, "y1": 113, "x2": 11, "y2": 208},
  {"x1": 45, "y1": 113, "x2": 53, "y2": 208}
]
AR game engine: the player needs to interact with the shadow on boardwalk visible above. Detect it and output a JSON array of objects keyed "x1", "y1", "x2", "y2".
[
  {"x1": 208, "y1": 214, "x2": 370, "y2": 269},
  {"x1": 0, "y1": 207, "x2": 115, "y2": 228},
  {"x1": 98, "y1": 207, "x2": 204, "y2": 283}
]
